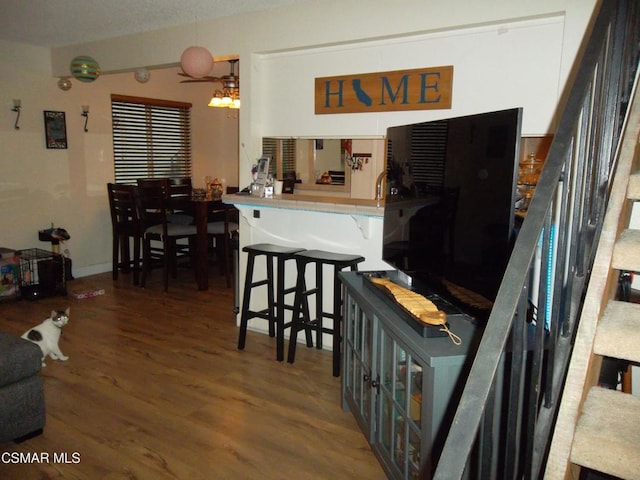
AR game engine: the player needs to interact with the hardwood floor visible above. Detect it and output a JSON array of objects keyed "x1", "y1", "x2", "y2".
[{"x1": 0, "y1": 268, "x2": 386, "y2": 479}]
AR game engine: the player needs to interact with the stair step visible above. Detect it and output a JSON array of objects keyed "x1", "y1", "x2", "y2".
[
  {"x1": 612, "y1": 229, "x2": 640, "y2": 272},
  {"x1": 595, "y1": 300, "x2": 640, "y2": 363},
  {"x1": 571, "y1": 386, "x2": 640, "y2": 479},
  {"x1": 628, "y1": 172, "x2": 640, "y2": 200}
]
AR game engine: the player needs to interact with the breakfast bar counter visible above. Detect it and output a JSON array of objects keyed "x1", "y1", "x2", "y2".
[{"x1": 223, "y1": 192, "x2": 384, "y2": 218}]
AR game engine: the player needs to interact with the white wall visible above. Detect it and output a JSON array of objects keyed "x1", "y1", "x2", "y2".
[{"x1": 258, "y1": 15, "x2": 565, "y2": 137}]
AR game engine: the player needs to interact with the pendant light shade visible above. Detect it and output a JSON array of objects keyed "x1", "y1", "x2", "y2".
[
  {"x1": 180, "y1": 46, "x2": 214, "y2": 78},
  {"x1": 57, "y1": 77, "x2": 72, "y2": 91},
  {"x1": 70, "y1": 56, "x2": 101, "y2": 83}
]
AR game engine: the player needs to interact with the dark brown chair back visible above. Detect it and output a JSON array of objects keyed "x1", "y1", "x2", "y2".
[
  {"x1": 168, "y1": 180, "x2": 193, "y2": 220},
  {"x1": 107, "y1": 183, "x2": 140, "y2": 235},
  {"x1": 169, "y1": 177, "x2": 192, "y2": 188},
  {"x1": 137, "y1": 177, "x2": 169, "y2": 189},
  {"x1": 107, "y1": 183, "x2": 142, "y2": 283},
  {"x1": 134, "y1": 182, "x2": 166, "y2": 229}
]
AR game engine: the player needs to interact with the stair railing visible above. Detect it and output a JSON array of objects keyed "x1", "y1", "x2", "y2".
[{"x1": 433, "y1": 1, "x2": 640, "y2": 479}]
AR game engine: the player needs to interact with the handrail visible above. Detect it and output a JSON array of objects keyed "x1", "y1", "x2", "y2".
[{"x1": 433, "y1": 1, "x2": 640, "y2": 478}]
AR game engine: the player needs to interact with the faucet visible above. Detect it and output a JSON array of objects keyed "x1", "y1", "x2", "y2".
[{"x1": 376, "y1": 171, "x2": 385, "y2": 207}]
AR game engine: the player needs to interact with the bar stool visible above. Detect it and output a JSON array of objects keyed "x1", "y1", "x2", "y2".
[
  {"x1": 287, "y1": 250, "x2": 365, "y2": 377},
  {"x1": 237, "y1": 243, "x2": 305, "y2": 361}
]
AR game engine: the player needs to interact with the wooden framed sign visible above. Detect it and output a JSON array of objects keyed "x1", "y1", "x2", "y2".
[{"x1": 315, "y1": 65, "x2": 453, "y2": 114}]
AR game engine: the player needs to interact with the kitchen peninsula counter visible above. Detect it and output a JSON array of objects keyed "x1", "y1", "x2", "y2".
[{"x1": 223, "y1": 193, "x2": 384, "y2": 218}]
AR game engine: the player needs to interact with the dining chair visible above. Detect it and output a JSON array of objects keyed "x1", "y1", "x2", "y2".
[
  {"x1": 134, "y1": 183, "x2": 198, "y2": 292},
  {"x1": 107, "y1": 183, "x2": 142, "y2": 285},
  {"x1": 207, "y1": 203, "x2": 239, "y2": 288},
  {"x1": 137, "y1": 177, "x2": 168, "y2": 188},
  {"x1": 167, "y1": 177, "x2": 194, "y2": 223},
  {"x1": 169, "y1": 176, "x2": 192, "y2": 188},
  {"x1": 137, "y1": 177, "x2": 194, "y2": 225}
]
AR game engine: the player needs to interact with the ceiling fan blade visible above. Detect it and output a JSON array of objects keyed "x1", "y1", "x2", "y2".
[
  {"x1": 178, "y1": 75, "x2": 223, "y2": 83},
  {"x1": 178, "y1": 60, "x2": 239, "y2": 85}
]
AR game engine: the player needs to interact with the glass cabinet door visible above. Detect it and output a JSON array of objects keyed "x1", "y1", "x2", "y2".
[
  {"x1": 376, "y1": 327, "x2": 424, "y2": 480},
  {"x1": 343, "y1": 295, "x2": 375, "y2": 439}
]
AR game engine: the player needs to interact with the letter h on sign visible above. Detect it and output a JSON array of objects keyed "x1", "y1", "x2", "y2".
[{"x1": 323, "y1": 80, "x2": 345, "y2": 108}]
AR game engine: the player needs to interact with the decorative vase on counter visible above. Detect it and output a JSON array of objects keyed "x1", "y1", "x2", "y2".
[{"x1": 209, "y1": 178, "x2": 223, "y2": 200}]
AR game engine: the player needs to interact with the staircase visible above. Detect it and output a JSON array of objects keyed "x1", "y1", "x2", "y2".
[{"x1": 546, "y1": 86, "x2": 640, "y2": 479}]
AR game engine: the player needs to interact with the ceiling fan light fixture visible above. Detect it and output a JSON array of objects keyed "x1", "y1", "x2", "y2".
[
  {"x1": 208, "y1": 93, "x2": 223, "y2": 107},
  {"x1": 208, "y1": 85, "x2": 240, "y2": 109},
  {"x1": 191, "y1": 59, "x2": 240, "y2": 109}
]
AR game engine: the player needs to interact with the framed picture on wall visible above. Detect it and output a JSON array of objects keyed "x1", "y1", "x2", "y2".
[{"x1": 43, "y1": 111, "x2": 67, "y2": 149}]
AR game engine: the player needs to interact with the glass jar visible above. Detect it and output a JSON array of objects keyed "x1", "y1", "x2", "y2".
[
  {"x1": 518, "y1": 152, "x2": 543, "y2": 186},
  {"x1": 210, "y1": 178, "x2": 223, "y2": 200}
]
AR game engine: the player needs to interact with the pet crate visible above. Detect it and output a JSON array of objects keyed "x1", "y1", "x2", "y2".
[{"x1": 17, "y1": 248, "x2": 68, "y2": 300}]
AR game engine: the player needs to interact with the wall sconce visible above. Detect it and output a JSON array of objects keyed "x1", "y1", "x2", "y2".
[
  {"x1": 81, "y1": 105, "x2": 89, "y2": 132},
  {"x1": 11, "y1": 99, "x2": 21, "y2": 130}
]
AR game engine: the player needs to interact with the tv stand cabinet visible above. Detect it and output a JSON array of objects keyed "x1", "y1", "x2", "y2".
[{"x1": 339, "y1": 271, "x2": 481, "y2": 480}]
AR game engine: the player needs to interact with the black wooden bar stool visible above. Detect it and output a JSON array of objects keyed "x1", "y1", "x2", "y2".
[
  {"x1": 237, "y1": 243, "x2": 305, "y2": 361},
  {"x1": 287, "y1": 250, "x2": 365, "y2": 376}
]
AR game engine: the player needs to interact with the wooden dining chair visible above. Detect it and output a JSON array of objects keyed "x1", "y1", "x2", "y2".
[
  {"x1": 169, "y1": 176, "x2": 192, "y2": 188},
  {"x1": 168, "y1": 177, "x2": 194, "y2": 224},
  {"x1": 137, "y1": 177, "x2": 194, "y2": 225},
  {"x1": 207, "y1": 203, "x2": 239, "y2": 288},
  {"x1": 107, "y1": 183, "x2": 142, "y2": 285},
  {"x1": 134, "y1": 183, "x2": 198, "y2": 292}
]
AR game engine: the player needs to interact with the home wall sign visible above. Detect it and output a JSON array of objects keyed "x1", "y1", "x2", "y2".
[{"x1": 315, "y1": 65, "x2": 453, "y2": 114}]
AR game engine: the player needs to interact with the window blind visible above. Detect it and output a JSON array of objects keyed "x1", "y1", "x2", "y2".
[
  {"x1": 281, "y1": 139, "x2": 297, "y2": 177},
  {"x1": 111, "y1": 94, "x2": 192, "y2": 184},
  {"x1": 262, "y1": 138, "x2": 297, "y2": 179},
  {"x1": 410, "y1": 120, "x2": 448, "y2": 188},
  {"x1": 262, "y1": 137, "x2": 278, "y2": 178}
]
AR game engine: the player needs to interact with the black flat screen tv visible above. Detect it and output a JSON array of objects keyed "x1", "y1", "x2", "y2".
[{"x1": 382, "y1": 108, "x2": 523, "y2": 321}]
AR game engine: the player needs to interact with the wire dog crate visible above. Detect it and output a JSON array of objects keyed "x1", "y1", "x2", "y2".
[{"x1": 17, "y1": 248, "x2": 68, "y2": 299}]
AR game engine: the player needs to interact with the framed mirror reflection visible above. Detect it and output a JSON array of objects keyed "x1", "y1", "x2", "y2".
[{"x1": 262, "y1": 137, "x2": 352, "y2": 192}]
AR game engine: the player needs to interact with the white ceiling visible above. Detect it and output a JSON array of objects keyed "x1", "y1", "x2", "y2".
[{"x1": 0, "y1": 0, "x2": 310, "y2": 48}]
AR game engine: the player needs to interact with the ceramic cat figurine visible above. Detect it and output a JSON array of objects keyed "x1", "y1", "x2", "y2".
[{"x1": 22, "y1": 308, "x2": 70, "y2": 366}]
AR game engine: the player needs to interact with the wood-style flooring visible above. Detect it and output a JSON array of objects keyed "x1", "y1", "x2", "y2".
[{"x1": 0, "y1": 267, "x2": 386, "y2": 480}]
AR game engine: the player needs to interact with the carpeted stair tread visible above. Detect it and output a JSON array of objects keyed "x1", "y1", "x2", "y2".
[
  {"x1": 628, "y1": 172, "x2": 640, "y2": 200},
  {"x1": 612, "y1": 229, "x2": 640, "y2": 272},
  {"x1": 571, "y1": 386, "x2": 640, "y2": 480},
  {"x1": 594, "y1": 300, "x2": 640, "y2": 363}
]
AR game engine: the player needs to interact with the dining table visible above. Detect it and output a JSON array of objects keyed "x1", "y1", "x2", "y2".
[{"x1": 125, "y1": 180, "x2": 230, "y2": 291}]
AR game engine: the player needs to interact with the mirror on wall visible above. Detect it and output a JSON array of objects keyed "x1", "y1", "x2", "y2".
[{"x1": 262, "y1": 137, "x2": 352, "y2": 191}]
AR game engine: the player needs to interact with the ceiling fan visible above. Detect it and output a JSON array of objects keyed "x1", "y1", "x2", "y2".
[{"x1": 178, "y1": 58, "x2": 239, "y2": 90}]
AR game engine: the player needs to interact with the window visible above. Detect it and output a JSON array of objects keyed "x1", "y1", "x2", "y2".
[
  {"x1": 111, "y1": 94, "x2": 192, "y2": 184},
  {"x1": 262, "y1": 137, "x2": 297, "y2": 179}
]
